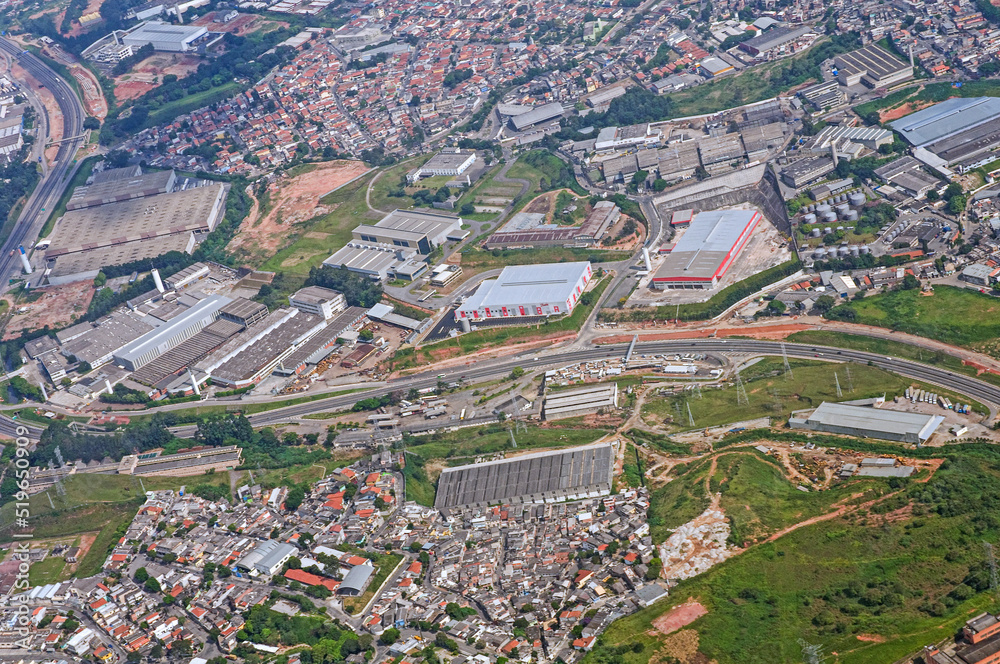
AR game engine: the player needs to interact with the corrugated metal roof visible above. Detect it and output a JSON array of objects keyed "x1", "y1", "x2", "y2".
[{"x1": 890, "y1": 96, "x2": 1000, "y2": 147}]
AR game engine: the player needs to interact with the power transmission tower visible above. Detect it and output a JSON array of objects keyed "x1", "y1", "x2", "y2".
[
  {"x1": 834, "y1": 373, "x2": 843, "y2": 398},
  {"x1": 985, "y1": 542, "x2": 999, "y2": 601},
  {"x1": 735, "y1": 365, "x2": 749, "y2": 406},
  {"x1": 687, "y1": 402, "x2": 695, "y2": 427},
  {"x1": 693, "y1": 382, "x2": 702, "y2": 400},
  {"x1": 781, "y1": 342, "x2": 793, "y2": 379},
  {"x1": 845, "y1": 364, "x2": 854, "y2": 393},
  {"x1": 797, "y1": 639, "x2": 825, "y2": 664}
]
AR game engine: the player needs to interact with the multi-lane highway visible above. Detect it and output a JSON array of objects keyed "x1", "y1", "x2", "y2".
[
  {"x1": 149, "y1": 338, "x2": 1000, "y2": 438},
  {"x1": 0, "y1": 37, "x2": 86, "y2": 287},
  {"x1": 7, "y1": 338, "x2": 999, "y2": 442}
]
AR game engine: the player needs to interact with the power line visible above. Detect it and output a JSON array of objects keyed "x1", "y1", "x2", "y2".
[
  {"x1": 782, "y1": 342, "x2": 793, "y2": 379},
  {"x1": 735, "y1": 365, "x2": 749, "y2": 406},
  {"x1": 687, "y1": 402, "x2": 695, "y2": 427},
  {"x1": 835, "y1": 372, "x2": 842, "y2": 398}
]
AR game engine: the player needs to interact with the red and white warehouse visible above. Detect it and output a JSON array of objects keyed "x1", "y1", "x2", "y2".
[
  {"x1": 455, "y1": 261, "x2": 592, "y2": 321},
  {"x1": 651, "y1": 208, "x2": 761, "y2": 290}
]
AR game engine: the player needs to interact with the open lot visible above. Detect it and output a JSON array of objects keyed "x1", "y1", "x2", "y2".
[
  {"x1": 2, "y1": 279, "x2": 95, "y2": 339},
  {"x1": 589, "y1": 447, "x2": 999, "y2": 664},
  {"x1": 827, "y1": 285, "x2": 1000, "y2": 357},
  {"x1": 232, "y1": 160, "x2": 371, "y2": 269},
  {"x1": 641, "y1": 357, "x2": 986, "y2": 432}
]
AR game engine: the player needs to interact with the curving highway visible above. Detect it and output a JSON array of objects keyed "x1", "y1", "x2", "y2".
[
  {"x1": 151, "y1": 339, "x2": 1000, "y2": 437},
  {"x1": 0, "y1": 37, "x2": 86, "y2": 287},
  {"x1": 6, "y1": 339, "x2": 999, "y2": 442}
]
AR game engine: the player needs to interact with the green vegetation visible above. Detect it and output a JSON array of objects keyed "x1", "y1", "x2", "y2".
[
  {"x1": 0, "y1": 151, "x2": 40, "y2": 251},
  {"x1": 786, "y1": 330, "x2": 1000, "y2": 388},
  {"x1": 601, "y1": 260, "x2": 802, "y2": 322},
  {"x1": 642, "y1": 357, "x2": 985, "y2": 431},
  {"x1": 825, "y1": 285, "x2": 1000, "y2": 356},
  {"x1": 461, "y1": 246, "x2": 631, "y2": 270},
  {"x1": 590, "y1": 451, "x2": 1000, "y2": 664},
  {"x1": 855, "y1": 79, "x2": 1000, "y2": 124},
  {"x1": 401, "y1": 423, "x2": 610, "y2": 463},
  {"x1": 390, "y1": 278, "x2": 610, "y2": 370},
  {"x1": 402, "y1": 452, "x2": 436, "y2": 506},
  {"x1": 28, "y1": 555, "x2": 66, "y2": 586},
  {"x1": 258, "y1": 171, "x2": 378, "y2": 275},
  {"x1": 342, "y1": 551, "x2": 403, "y2": 614}
]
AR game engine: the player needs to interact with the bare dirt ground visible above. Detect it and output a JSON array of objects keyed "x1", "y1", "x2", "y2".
[
  {"x1": 228, "y1": 161, "x2": 371, "y2": 260},
  {"x1": 601, "y1": 214, "x2": 646, "y2": 251},
  {"x1": 650, "y1": 601, "x2": 708, "y2": 636},
  {"x1": 68, "y1": 65, "x2": 106, "y2": 119},
  {"x1": 879, "y1": 99, "x2": 939, "y2": 123},
  {"x1": 65, "y1": 532, "x2": 97, "y2": 574},
  {"x1": 2, "y1": 281, "x2": 95, "y2": 339},
  {"x1": 62, "y1": 0, "x2": 103, "y2": 35},
  {"x1": 191, "y1": 12, "x2": 261, "y2": 34},
  {"x1": 114, "y1": 54, "x2": 202, "y2": 101}
]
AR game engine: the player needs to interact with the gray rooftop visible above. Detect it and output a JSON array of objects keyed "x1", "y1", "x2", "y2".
[
  {"x1": 800, "y1": 402, "x2": 943, "y2": 441},
  {"x1": 114, "y1": 294, "x2": 231, "y2": 366},
  {"x1": 890, "y1": 97, "x2": 1000, "y2": 147},
  {"x1": 834, "y1": 43, "x2": 909, "y2": 80},
  {"x1": 435, "y1": 443, "x2": 614, "y2": 508},
  {"x1": 510, "y1": 102, "x2": 564, "y2": 131},
  {"x1": 458, "y1": 261, "x2": 591, "y2": 313},
  {"x1": 652, "y1": 208, "x2": 759, "y2": 282},
  {"x1": 68, "y1": 170, "x2": 176, "y2": 210},
  {"x1": 741, "y1": 25, "x2": 813, "y2": 52}
]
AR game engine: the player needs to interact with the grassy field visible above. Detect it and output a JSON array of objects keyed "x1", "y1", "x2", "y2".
[
  {"x1": 342, "y1": 551, "x2": 403, "y2": 614},
  {"x1": 854, "y1": 79, "x2": 1000, "y2": 122},
  {"x1": 1, "y1": 472, "x2": 233, "y2": 578},
  {"x1": 827, "y1": 285, "x2": 1000, "y2": 356},
  {"x1": 642, "y1": 357, "x2": 985, "y2": 431},
  {"x1": 787, "y1": 330, "x2": 1000, "y2": 388},
  {"x1": 260, "y1": 170, "x2": 379, "y2": 276},
  {"x1": 40, "y1": 155, "x2": 100, "y2": 238},
  {"x1": 367, "y1": 156, "x2": 428, "y2": 212},
  {"x1": 28, "y1": 555, "x2": 66, "y2": 586},
  {"x1": 588, "y1": 451, "x2": 1000, "y2": 664}
]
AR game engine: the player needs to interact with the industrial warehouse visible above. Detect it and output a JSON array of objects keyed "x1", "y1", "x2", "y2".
[
  {"x1": 833, "y1": 43, "x2": 913, "y2": 89},
  {"x1": 789, "y1": 401, "x2": 945, "y2": 443},
  {"x1": 889, "y1": 96, "x2": 1000, "y2": 173},
  {"x1": 44, "y1": 169, "x2": 228, "y2": 284},
  {"x1": 323, "y1": 208, "x2": 469, "y2": 281},
  {"x1": 434, "y1": 443, "x2": 614, "y2": 508},
  {"x1": 650, "y1": 208, "x2": 761, "y2": 290},
  {"x1": 542, "y1": 383, "x2": 619, "y2": 420},
  {"x1": 454, "y1": 261, "x2": 593, "y2": 323}
]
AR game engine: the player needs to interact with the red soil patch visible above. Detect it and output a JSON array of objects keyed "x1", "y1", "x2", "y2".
[
  {"x1": 3, "y1": 280, "x2": 95, "y2": 339},
  {"x1": 64, "y1": 0, "x2": 104, "y2": 37},
  {"x1": 69, "y1": 65, "x2": 107, "y2": 119},
  {"x1": 856, "y1": 633, "x2": 887, "y2": 643},
  {"x1": 228, "y1": 161, "x2": 371, "y2": 261},
  {"x1": 593, "y1": 324, "x2": 812, "y2": 345},
  {"x1": 651, "y1": 601, "x2": 708, "y2": 636},
  {"x1": 114, "y1": 80, "x2": 155, "y2": 102},
  {"x1": 190, "y1": 12, "x2": 261, "y2": 35},
  {"x1": 879, "y1": 99, "x2": 940, "y2": 123}
]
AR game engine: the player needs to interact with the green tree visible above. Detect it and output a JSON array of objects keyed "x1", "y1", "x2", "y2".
[{"x1": 380, "y1": 628, "x2": 400, "y2": 645}]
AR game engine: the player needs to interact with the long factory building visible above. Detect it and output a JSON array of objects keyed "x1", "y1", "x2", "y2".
[
  {"x1": 455, "y1": 261, "x2": 593, "y2": 322},
  {"x1": 650, "y1": 208, "x2": 761, "y2": 290},
  {"x1": 789, "y1": 401, "x2": 944, "y2": 443},
  {"x1": 890, "y1": 96, "x2": 1000, "y2": 173},
  {"x1": 542, "y1": 384, "x2": 619, "y2": 420},
  {"x1": 434, "y1": 443, "x2": 614, "y2": 508}
]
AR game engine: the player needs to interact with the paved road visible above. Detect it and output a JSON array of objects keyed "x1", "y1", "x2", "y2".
[
  {"x1": 158, "y1": 337, "x2": 1000, "y2": 440},
  {"x1": 0, "y1": 38, "x2": 86, "y2": 290}
]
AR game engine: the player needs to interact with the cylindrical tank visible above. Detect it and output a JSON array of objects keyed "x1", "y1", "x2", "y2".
[
  {"x1": 811, "y1": 228, "x2": 822, "y2": 237},
  {"x1": 850, "y1": 246, "x2": 860, "y2": 256},
  {"x1": 838, "y1": 246, "x2": 850, "y2": 256},
  {"x1": 816, "y1": 204, "x2": 832, "y2": 214},
  {"x1": 849, "y1": 192, "x2": 866, "y2": 207},
  {"x1": 822, "y1": 211, "x2": 838, "y2": 223},
  {"x1": 836, "y1": 226, "x2": 845, "y2": 232},
  {"x1": 460, "y1": 318, "x2": 471, "y2": 333},
  {"x1": 844, "y1": 209, "x2": 859, "y2": 222},
  {"x1": 824, "y1": 227, "x2": 833, "y2": 235},
  {"x1": 836, "y1": 203, "x2": 850, "y2": 215},
  {"x1": 803, "y1": 213, "x2": 817, "y2": 224},
  {"x1": 813, "y1": 248, "x2": 826, "y2": 258},
  {"x1": 860, "y1": 246, "x2": 871, "y2": 254},
  {"x1": 806, "y1": 204, "x2": 815, "y2": 213}
]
